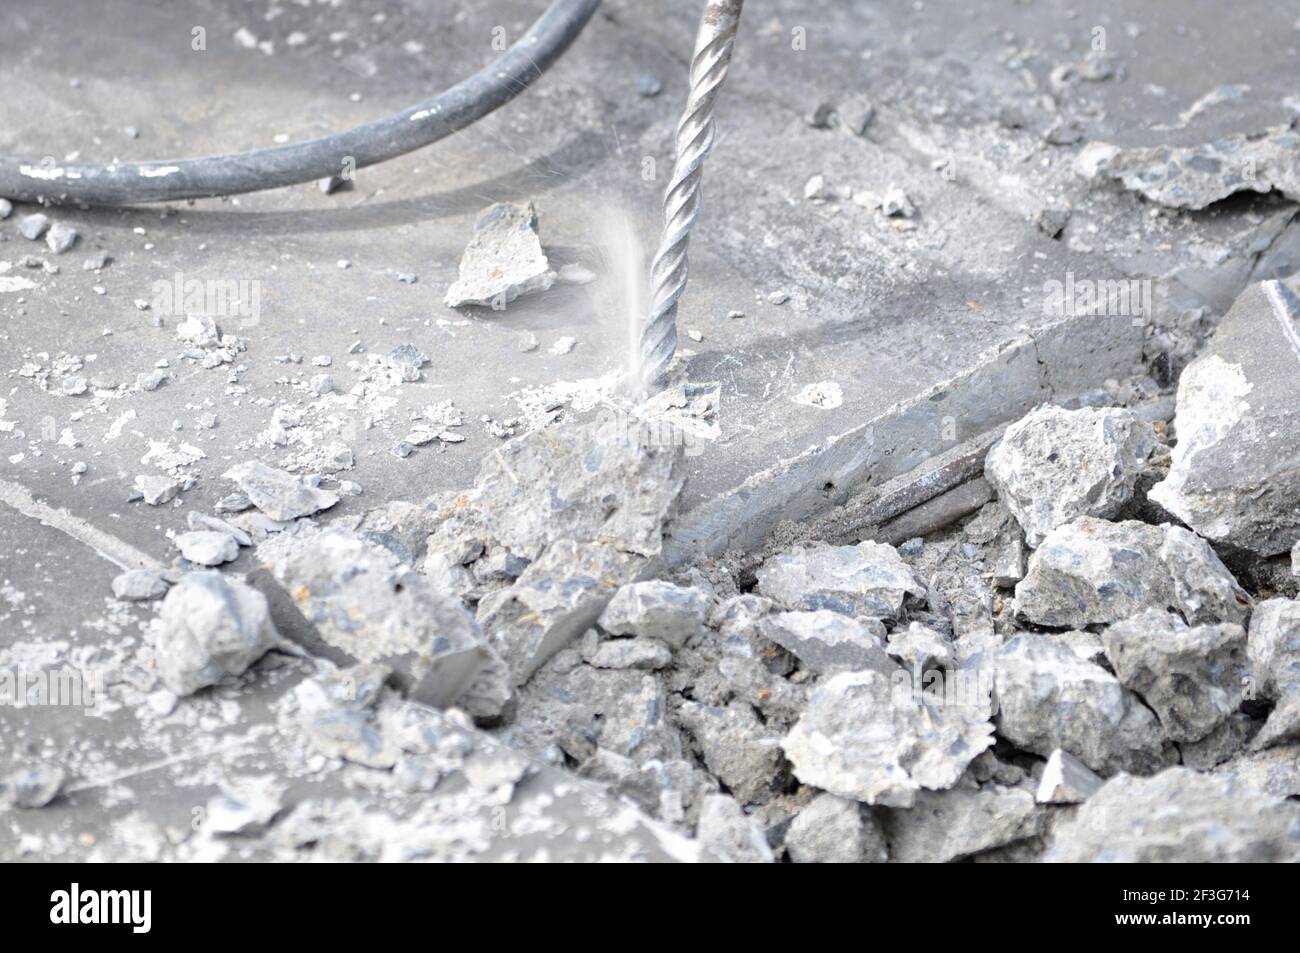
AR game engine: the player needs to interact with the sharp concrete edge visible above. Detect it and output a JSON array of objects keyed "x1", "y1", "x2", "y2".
[{"x1": 664, "y1": 310, "x2": 1144, "y2": 564}]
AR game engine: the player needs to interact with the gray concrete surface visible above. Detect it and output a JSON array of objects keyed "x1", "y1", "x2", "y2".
[{"x1": 2, "y1": 0, "x2": 1298, "y2": 859}]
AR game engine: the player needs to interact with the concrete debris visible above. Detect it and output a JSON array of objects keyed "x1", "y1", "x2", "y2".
[
  {"x1": 880, "y1": 186, "x2": 915, "y2": 218},
  {"x1": 677, "y1": 700, "x2": 783, "y2": 805},
  {"x1": 154, "y1": 572, "x2": 278, "y2": 696},
  {"x1": 781, "y1": 668, "x2": 993, "y2": 807},
  {"x1": 1247, "y1": 599, "x2": 1300, "y2": 748},
  {"x1": 444, "y1": 202, "x2": 555, "y2": 308},
  {"x1": 259, "y1": 529, "x2": 496, "y2": 709},
  {"x1": 17, "y1": 213, "x2": 49, "y2": 240},
  {"x1": 45, "y1": 222, "x2": 78, "y2": 254},
  {"x1": 985, "y1": 405, "x2": 1156, "y2": 546},
  {"x1": 695, "y1": 794, "x2": 774, "y2": 863},
  {"x1": 1102, "y1": 609, "x2": 1248, "y2": 744},
  {"x1": 385, "y1": 343, "x2": 427, "y2": 382},
  {"x1": 992, "y1": 635, "x2": 1175, "y2": 775},
  {"x1": 759, "y1": 609, "x2": 893, "y2": 675},
  {"x1": 1079, "y1": 124, "x2": 1300, "y2": 210},
  {"x1": 883, "y1": 785, "x2": 1044, "y2": 863},
  {"x1": 885, "y1": 622, "x2": 955, "y2": 674},
  {"x1": 478, "y1": 539, "x2": 641, "y2": 685},
  {"x1": 223, "y1": 460, "x2": 339, "y2": 522},
  {"x1": 1014, "y1": 517, "x2": 1250, "y2": 628},
  {"x1": 585, "y1": 636, "x2": 673, "y2": 670},
  {"x1": 427, "y1": 418, "x2": 685, "y2": 563},
  {"x1": 598, "y1": 580, "x2": 709, "y2": 649},
  {"x1": 204, "y1": 777, "x2": 286, "y2": 835},
  {"x1": 1046, "y1": 768, "x2": 1300, "y2": 862},
  {"x1": 1150, "y1": 281, "x2": 1300, "y2": 556},
  {"x1": 175, "y1": 530, "x2": 239, "y2": 566},
  {"x1": 1036, "y1": 749, "x2": 1105, "y2": 804},
  {"x1": 2, "y1": 765, "x2": 65, "y2": 809},
  {"x1": 111, "y1": 568, "x2": 169, "y2": 602},
  {"x1": 134, "y1": 473, "x2": 180, "y2": 505},
  {"x1": 785, "y1": 793, "x2": 887, "y2": 863},
  {"x1": 756, "y1": 540, "x2": 924, "y2": 618}
]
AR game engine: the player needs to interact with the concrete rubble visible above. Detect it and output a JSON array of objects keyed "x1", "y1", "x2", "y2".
[
  {"x1": 1149, "y1": 281, "x2": 1300, "y2": 555},
  {"x1": 756, "y1": 540, "x2": 924, "y2": 618},
  {"x1": 444, "y1": 202, "x2": 556, "y2": 309}
]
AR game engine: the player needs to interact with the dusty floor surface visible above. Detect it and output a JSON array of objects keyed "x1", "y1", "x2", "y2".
[{"x1": 1, "y1": 0, "x2": 1299, "y2": 861}]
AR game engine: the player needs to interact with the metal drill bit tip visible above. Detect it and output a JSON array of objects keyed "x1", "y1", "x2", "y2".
[{"x1": 638, "y1": 0, "x2": 745, "y2": 398}]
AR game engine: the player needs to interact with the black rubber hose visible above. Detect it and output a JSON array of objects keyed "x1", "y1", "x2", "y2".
[{"x1": 0, "y1": 0, "x2": 601, "y2": 206}]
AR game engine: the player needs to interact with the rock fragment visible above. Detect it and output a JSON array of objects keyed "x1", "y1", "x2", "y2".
[
  {"x1": 985, "y1": 405, "x2": 1155, "y2": 546},
  {"x1": 1045, "y1": 769, "x2": 1300, "y2": 862},
  {"x1": 598, "y1": 580, "x2": 708, "y2": 649},
  {"x1": 1035, "y1": 749, "x2": 1105, "y2": 804},
  {"x1": 695, "y1": 794, "x2": 774, "y2": 863},
  {"x1": 154, "y1": 572, "x2": 278, "y2": 696},
  {"x1": 991, "y1": 635, "x2": 1174, "y2": 775},
  {"x1": 111, "y1": 568, "x2": 169, "y2": 602},
  {"x1": 1014, "y1": 517, "x2": 1249, "y2": 628},
  {"x1": 677, "y1": 701, "x2": 783, "y2": 805},
  {"x1": 17, "y1": 213, "x2": 49, "y2": 240},
  {"x1": 259, "y1": 530, "x2": 495, "y2": 709},
  {"x1": 477, "y1": 540, "x2": 640, "y2": 685},
  {"x1": 2, "y1": 765, "x2": 65, "y2": 809},
  {"x1": 785, "y1": 793, "x2": 887, "y2": 863},
  {"x1": 174, "y1": 530, "x2": 239, "y2": 566},
  {"x1": 759, "y1": 609, "x2": 893, "y2": 675},
  {"x1": 45, "y1": 222, "x2": 78, "y2": 255},
  {"x1": 1149, "y1": 281, "x2": 1300, "y2": 555},
  {"x1": 134, "y1": 473, "x2": 180, "y2": 505},
  {"x1": 1247, "y1": 599, "x2": 1300, "y2": 748},
  {"x1": 444, "y1": 201, "x2": 555, "y2": 308},
  {"x1": 586, "y1": 637, "x2": 673, "y2": 670},
  {"x1": 756, "y1": 540, "x2": 923, "y2": 618},
  {"x1": 222, "y1": 461, "x2": 339, "y2": 522},
  {"x1": 1102, "y1": 609, "x2": 1248, "y2": 743},
  {"x1": 883, "y1": 785, "x2": 1043, "y2": 863},
  {"x1": 781, "y1": 668, "x2": 993, "y2": 807}
]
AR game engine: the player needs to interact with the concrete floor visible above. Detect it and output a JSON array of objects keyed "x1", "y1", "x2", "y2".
[{"x1": 2, "y1": 0, "x2": 1298, "y2": 858}]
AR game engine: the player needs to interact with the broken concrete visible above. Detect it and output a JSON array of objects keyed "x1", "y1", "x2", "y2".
[
  {"x1": 1035, "y1": 749, "x2": 1105, "y2": 805},
  {"x1": 756, "y1": 540, "x2": 923, "y2": 618},
  {"x1": 784, "y1": 793, "x2": 887, "y2": 864},
  {"x1": 1150, "y1": 281, "x2": 1300, "y2": 556},
  {"x1": 153, "y1": 572, "x2": 278, "y2": 696},
  {"x1": 223, "y1": 461, "x2": 339, "y2": 523},
  {"x1": 598, "y1": 580, "x2": 709, "y2": 649},
  {"x1": 759, "y1": 610, "x2": 893, "y2": 676},
  {"x1": 883, "y1": 784, "x2": 1044, "y2": 863},
  {"x1": 985, "y1": 405, "x2": 1155, "y2": 546},
  {"x1": 444, "y1": 202, "x2": 555, "y2": 309}
]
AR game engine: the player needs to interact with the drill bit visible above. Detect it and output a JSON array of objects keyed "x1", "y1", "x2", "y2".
[{"x1": 639, "y1": 0, "x2": 745, "y2": 396}]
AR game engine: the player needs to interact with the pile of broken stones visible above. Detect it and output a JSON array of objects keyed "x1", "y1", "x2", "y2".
[{"x1": 7, "y1": 280, "x2": 1300, "y2": 863}]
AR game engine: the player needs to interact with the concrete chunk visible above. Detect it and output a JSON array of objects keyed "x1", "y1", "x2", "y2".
[
  {"x1": 598, "y1": 580, "x2": 709, "y2": 649},
  {"x1": 155, "y1": 572, "x2": 278, "y2": 696},
  {"x1": 759, "y1": 609, "x2": 892, "y2": 675},
  {"x1": 785, "y1": 793, "x2": 887, "y2": 863},
  {"x1": 1036, "y1": 749, "x2": 1105, "y2": 804},
  {"x1": 444, "y1": 202, "x2": 555, "y2": 308},
  {"x1": 223, "y1": 460, "x2": 339, "y2": 522},
  {"x1": 756, "y1": 540, "x2": 924, "y2": 618}
]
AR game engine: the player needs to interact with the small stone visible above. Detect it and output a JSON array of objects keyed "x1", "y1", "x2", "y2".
[
  {"x1": 516, "y1": 331, "x2": 539, "y2": 353},
  {"x1": 3, "y1": 765, "x2": 64, "y2": 809},
  {"x1": 223, "y1": 460, "x2": 339, "y2": 522},
  {"x1": 1103, "y1": 609, "x2": 1248, "y2": 744},
  {"x1": 17, "y1": 213, "x2": 49, "y2": 240},
  {"x1": 390, "y1": 441, "x2": 415, "y2": 459},
  {"x1": 756, "y1": 540, "x2": 923, "y2": 619},
  {"x1": 111, "y1": 568, "x2": 169, "y2": 601},
  {"x1": 1035, "y1": 206, "x2": 1071, "y2": 238},
  {"x1": 838, "y1": 94, "x2": 875, "y2": 135},
  {"x1": 803, "y1": 174, "x2": 828, "y2": 200},
  {"x1": 444, "y1": 201, "x2": 555, "y2": 308},
  {"x1": 396, "y1": 272, "x2": 417, "y2": 285},
  {"x1": 1045, "y1": 768, "x2": 1300, "y2": 862},
  {"x1": 1014, "y1": 517, "x2": 1250, "y2": 628},
  {"x1": 767, "y1": 289, "x2": 790, "y2": 305},
  {"x1": 0, "y1": 198, "x2": 11, "y2": 219},
  {"x1": 782, "y1": 668, "x2": 993, "y2": 807},
  {"x1": 385, "y1": 343, "x2": 427, "y2": 382},
  {"x1": 883, "y1": 785, "x2": 1043, "y2": 863},
  {"x1": 134, "y1": 474, "x2": 180, "y2": 506},
  {"x1": 885, "y1": 621, "x2": 955, "y2": 673},
  {"x1": 785, "y1": 793, "x2": 886, "y2": 863},
  {"x1": 317, "y1": 174, "x2": 351, "y2": 194},
  {"x1": 759, "y1": 609, "x2": 892, "y2": 675},
  {"x1": 1036, "y1": 749, "x2": 1105, "y2": 804},
  {"x1": 678, "y1": 701, "x2": 783, "y2": 805},
  {"x1": 696, "y1": 794, "x2": 774, "y2": 863},
  {"x1": 174, "y1": 530, "x2": 240, "y2": 566},
  {"x1": 203, "y1": 777, "x2": 285, "y2": 835},
  {"x1": 44, "y1": 222, "x2": 78, "y2": 255},
  {"x1": 985, "y1": 405, "x2": 1155, "y2": 547},
  {"x1": 598, "y1": 580, "x2": 709, "y2": 649},
  {"x1": 549, "y1": 335, "x2": 577, "y2": 355},
  {"x1": 146, "y1": 689, "x2": 179, "y2": 716},
  {"x1": 880, "y1": 186, "x2": 914, "y2": 217},
  {"x1": 154, "y1": 572, "x2": 278, "y2": 696},
  {"x1": 586, "y1": 637, "x2": 673, "y2": 670},
  {"x1": 992, "y1": 635, "x2": 1174, "y2": 775}
]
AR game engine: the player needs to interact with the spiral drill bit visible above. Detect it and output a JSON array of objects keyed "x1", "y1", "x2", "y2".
[{"x1": 639, "y1": 0, "x2": 745, "y2": 396}]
